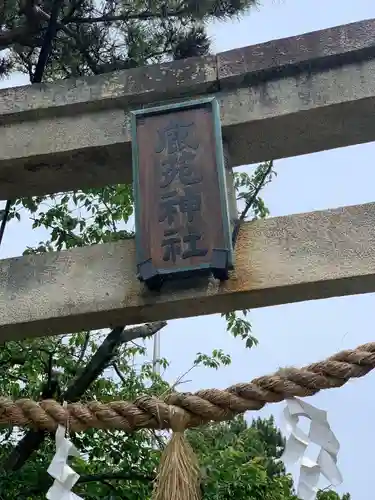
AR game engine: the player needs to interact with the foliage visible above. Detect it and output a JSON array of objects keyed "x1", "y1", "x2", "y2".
[
  {"x1": 188, "y1": 416, "x2": 296, "y2": 500},
  {"x1": 0, "y1": 332, "x2": 235, "y2": 499},
  {"x1": 221, "y1": 161, "x2": 276, "y2": 347},
  {"x1": 189, "y1": 418, "x2": 350, "y2": 500},
  {"x1": 0, "y1": 0, "x2": 258, "y2": 80},
  {"x1": 317, "y1": 492, "x2": 351, "y2": 500}
]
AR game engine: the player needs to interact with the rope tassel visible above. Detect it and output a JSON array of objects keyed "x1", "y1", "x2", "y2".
[{"x1": 152, "y1": 407, "x2": 201, "y2": 500}]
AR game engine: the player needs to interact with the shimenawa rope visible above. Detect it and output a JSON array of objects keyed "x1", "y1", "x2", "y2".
[{"x1": 0, "y1": 341, "x2": 373, "y2": 432}]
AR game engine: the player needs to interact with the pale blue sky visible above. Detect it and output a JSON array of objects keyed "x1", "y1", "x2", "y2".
[{"x1": 1, "y1": 1, "x2": 375, "y2": 498}]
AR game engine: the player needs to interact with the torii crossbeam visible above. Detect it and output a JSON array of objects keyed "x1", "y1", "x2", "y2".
[
  {"x1": 1, "y1": 18, "x2": 375, "y2": 342},
  {"x1": 1, "y1": 18, "x2": 375, "y2": 199}
]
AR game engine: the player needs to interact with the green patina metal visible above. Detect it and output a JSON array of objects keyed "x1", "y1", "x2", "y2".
[{"x1": 131, "y1": 96, "x2": 234, "y2": 289}]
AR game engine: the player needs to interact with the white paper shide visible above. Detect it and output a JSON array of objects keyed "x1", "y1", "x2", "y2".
[
  {"x1": 281, "y1": 397, "x2": 343, "y2": 500},
  {"x1": 46, "y1": 425, "x2": 84, "y2": 500}
]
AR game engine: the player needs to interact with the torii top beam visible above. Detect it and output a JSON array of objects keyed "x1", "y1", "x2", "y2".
[{"x1": 1, "y1": 18, "x2": 375, "y2": 199}]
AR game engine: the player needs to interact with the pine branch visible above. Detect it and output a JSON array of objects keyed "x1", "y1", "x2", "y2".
[
  {"x1": 0, "y1": 0, "x2": 44, "y2": 50},
  {"x1": 32, "y1": 0, "x2": 65, "y2": 83},
  {"x1": 0, "y1": 25, "x2": 37, "y2": 50},
  {"x1": 33, "y1": 6, "x2": 100, "y2": 74},
  {"x1": 63, "y1": 0, "x2": 86, "y2": 20},
  {"x1": 0, "y1": 7, "x2": 183, "y2": 51},
  {"x1": 0, "y1": 5, "x2": 100, "y2": 73},
  {"x1": 65, "y1": 9, "x2": 184, "y2": 24}
]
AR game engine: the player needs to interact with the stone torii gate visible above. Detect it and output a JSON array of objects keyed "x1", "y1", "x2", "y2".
[{"x1": 1, "y1": 18, "x2": 375, "y2": 342}]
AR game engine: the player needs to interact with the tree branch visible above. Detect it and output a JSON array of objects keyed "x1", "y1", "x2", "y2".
[
  {"x1": 0, "y1": 0, "x2": 44, "y2": 50},
  {"x1": 239, "y1": 161, "x2": 274, "y2": 221},
  {"x1": 21, "y1": 469, "x2": 154, "y2": 498},
  {"x1": 65, "y1": 9, "x2": 184, "y2": 24},
  {"x1": 32, "y1": 0, "x2": 64, "y2": 83},
  {"x1": 63, "y1": 0, "x2": 86, "y2": 20},
  {"x1": 76, "y1": 332, "x2": 90, "y2": 367},
  {"x1": 0, "y1": 25, "x2": 36, "y2": 50},
  {"x1": 232, "y1": 161, "x2": 274, "y2": 246},
  {"x1": 0, "y1": 356, "x2": 26, "y2": 368},
  {"x1": 113, "y1": 362, "x2": 127, "y2": 384},
  {"x1": 77, "y1": 471, "x2": 154, "y2": 484},
  {"x1": 0, "y1": 5, "x2": 185, "y2": 53},
  {"x1": 33, "y1": 6, "x2": 100, "y2": 74},
  {"x1": 66, "y1": 322, "x2": 166, "y2": 396},
  {"x1": 0, "y1": 200, "x2": 12, "y2": 250},
  {"x1": 20, "y1": 0, "x2": 38, "y2": 21},
  {"x1": 2, "y1": 321, "x2": 167, "y2": 471}
]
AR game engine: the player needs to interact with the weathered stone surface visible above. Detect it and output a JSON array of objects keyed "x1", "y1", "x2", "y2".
[
  {"x1": 218, "y1": 18, "x2": 375, "y2": 88},
  {"x1": 1, "y1": 55, "x2": 375, "y2": 198},
  {"x1": 1, "y1": 202, "x2": 374, "y2": 341},
  {"x1": 0, "y1": 54, "x2": 218, "y2": 121},
  {"x1": 220, "y1": 56, "x2": 375, "y2": 166},
  {"x1": 1, "y1": 18, "x2": 375, "y2": 198}
]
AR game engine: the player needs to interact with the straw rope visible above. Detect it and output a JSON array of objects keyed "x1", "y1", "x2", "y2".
[{"x1": 0, "y1": 341, "x2": 373, "y2": 432}]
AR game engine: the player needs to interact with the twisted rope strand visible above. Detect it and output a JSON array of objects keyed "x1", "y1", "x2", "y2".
[{"x1": 0, "y1": 342, "x2": 373, "y2": 432}]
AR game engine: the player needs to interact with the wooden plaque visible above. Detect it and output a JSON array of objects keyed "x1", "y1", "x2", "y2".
[{"x1": 131, "y1": 97, "x2": 233, "y2": 289}]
